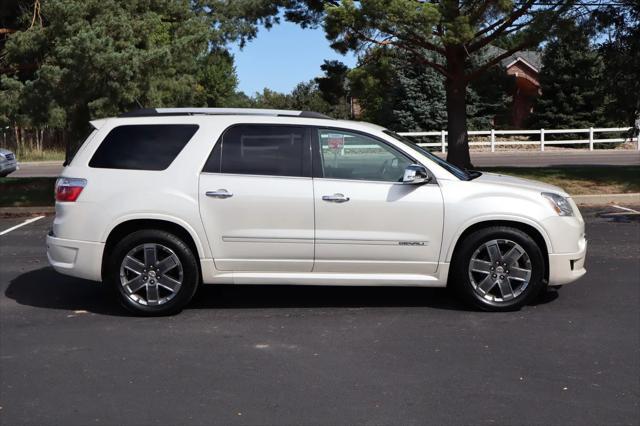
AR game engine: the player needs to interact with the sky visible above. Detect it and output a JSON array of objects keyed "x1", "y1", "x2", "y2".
[{"x1": 229, "y1": 21, "x2": 357, "y2": 95}]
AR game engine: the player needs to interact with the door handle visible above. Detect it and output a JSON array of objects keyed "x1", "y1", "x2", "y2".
[
  {"x1": 322, "y1": 193, "x2": 350, "y2": 203},
  {"x1": 206, "y1": 189, "x2": 233, "y2": 199}
]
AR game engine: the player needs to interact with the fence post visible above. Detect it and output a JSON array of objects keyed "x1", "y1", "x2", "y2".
[
  {"x1": 589, "y1": 127, "x2": 594, "y2": 151},
  {"x1": 441, "y1": 129, "x2": 446, "y2": 153},
  {"x1": 490, "y1": 129, "x2": 495, "y2": 152},
  {"x1": 540, "y1": 128, "x2": 545, "y2": 152}
]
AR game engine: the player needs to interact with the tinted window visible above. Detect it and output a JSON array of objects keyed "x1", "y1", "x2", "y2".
[
  {"x1": 317, "y1": 129, "x2": 412, "y2": 182},
  {"x1": 383, "y1": 130, "x2": 471, "y2": 180},
  {"x1": 203, "y1": 125, "x2": 308, "y2": 177},
  {"x1": 89, "y1": 125, "x2": 198, "y2": 170}
]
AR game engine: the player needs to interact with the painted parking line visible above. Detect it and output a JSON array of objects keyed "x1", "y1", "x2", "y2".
[
  {"x1": 611, "y1": 205, "x2": 640, "y2": 214},
  {"x1": 0, "y1": 216, "x2": 45, "y2": 236}
]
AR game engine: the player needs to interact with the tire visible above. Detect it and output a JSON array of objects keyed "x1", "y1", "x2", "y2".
[
  {"x1": 450, "y1": 226, "x2": 545, "y2": 312},
  {"x1": 105, "y1": 229, "x2": 199, "y2": 316}
]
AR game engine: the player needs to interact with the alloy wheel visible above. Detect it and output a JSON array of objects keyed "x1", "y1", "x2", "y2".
[
  {"x1": 119, "y1": 243, "x2": 184, "y2": 306},
  {"x1": 468, "y1": 239, "x2": 532, "y2": 303}
]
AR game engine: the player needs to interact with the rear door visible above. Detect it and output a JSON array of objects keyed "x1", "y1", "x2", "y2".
[
  {"x1": 312, "y1": 128, "x2": 444, "y2": 274},
  {"x1": 199, "y1": 124, "x2": 314, "y2": 272}
]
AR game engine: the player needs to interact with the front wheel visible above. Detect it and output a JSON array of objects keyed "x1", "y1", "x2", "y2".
[
  {"x1": 105, "y1": 229, "x2": 199, "y2": 316},
  {"x1": 450, "y1": 226, "x2": 545, "y2": 311}
]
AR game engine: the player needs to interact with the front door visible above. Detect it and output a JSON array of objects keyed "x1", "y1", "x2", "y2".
[
  {"x1": 199, "y1": 124, "x2": 314, "y2": 272},
  {"x1": 312, "y1": 128, "x2": 444, "y2": 274}
]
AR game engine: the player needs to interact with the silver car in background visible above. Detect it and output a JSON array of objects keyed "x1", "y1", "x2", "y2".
[{"x1": 0, "y1": 148, "x2": 18, "y2": 177}]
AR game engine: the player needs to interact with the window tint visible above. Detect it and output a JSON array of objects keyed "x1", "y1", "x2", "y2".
[
  {"x1": 317, "y1": 129, "x2": 412, "y2": 182},
  {"x1": 203, "y1": 125, "x2": 308, "y2": 177},
  {"x1": 89, "y1": 125, "x2": 198, "y2": 170},
  {"x1": 384, "y1": 130, "x2": 471, "y2": 180}
]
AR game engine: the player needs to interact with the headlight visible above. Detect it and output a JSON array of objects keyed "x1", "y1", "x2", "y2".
[{"x1": 542, "y1": 192, "x2": 574, "y2": 216}]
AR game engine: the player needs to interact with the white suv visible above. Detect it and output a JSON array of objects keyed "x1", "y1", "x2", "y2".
[{"x1": 47, "y1": 108, "x2": 587, "y2": 315}]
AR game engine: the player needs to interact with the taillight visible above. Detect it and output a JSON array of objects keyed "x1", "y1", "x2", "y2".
[{"x1": 55, "y1": 178, "x2": 87, "y2": 202}]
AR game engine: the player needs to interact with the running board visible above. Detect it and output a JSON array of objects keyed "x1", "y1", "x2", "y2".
[{"x1": 205, "y1": 270, "x2": 448, "y2": 287}]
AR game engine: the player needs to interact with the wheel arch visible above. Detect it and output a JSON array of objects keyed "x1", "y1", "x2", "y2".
[
  {"x1": 102, "y1": 218, "x2": 204, "y2": 281},
  {"x1": 446, "y1": 219, "x2": 550, "y2": 283}
]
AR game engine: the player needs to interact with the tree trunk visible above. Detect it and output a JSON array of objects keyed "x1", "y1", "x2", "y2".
[
  {"x1": 444, "y1": 46, "x2": 473, "y2": 170},
  {"x1": 14, "y1": 126, "x2": 19, "y2": 151}
]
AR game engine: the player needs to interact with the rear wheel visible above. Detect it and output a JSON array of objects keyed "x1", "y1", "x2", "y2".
[
  {"x1": 451, "y1": 226, "x2": 545, "y2": 311},
  {"x1": 105, "y1": 229, "x2": 199, "y2": 316}
]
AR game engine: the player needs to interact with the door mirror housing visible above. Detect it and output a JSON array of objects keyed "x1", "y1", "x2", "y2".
[{"x1": 402, "y1": 164, "x2": 431, "y2": 185}]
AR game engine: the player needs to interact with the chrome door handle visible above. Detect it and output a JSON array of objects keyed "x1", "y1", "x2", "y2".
[
  {"x1": 206, "y1": 189, "x2": 233, "y2": 199},
  {"x1": 322, "y1": 193, "x2": 350, "y2": 203}
]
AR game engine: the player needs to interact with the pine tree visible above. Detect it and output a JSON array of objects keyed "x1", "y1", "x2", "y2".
[
  {"x1": 596, "y1": 0, "x2": 640, "y2": 127},
  {"x1": 348, "y1": 47, "x2": 510, "y2": 133},
  {"x1": 0, "y1": 0, "x2": 239, "y2": 138},
  {"x1": 531, "y1": 22, "x2": 607, "y2": 130}
]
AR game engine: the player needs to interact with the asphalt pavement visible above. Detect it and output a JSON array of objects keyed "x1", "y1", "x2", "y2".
[
  {"x1": 9, "y1": 150, "x2": 640, "y2": 178},
  {"x1": 0, "y1": 209, "x2": 639, "y2": 425}
]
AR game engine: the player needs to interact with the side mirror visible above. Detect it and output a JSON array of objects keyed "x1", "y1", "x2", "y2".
[{"x1": 402, "y1": 164, "x2": 431, "y2": 185}]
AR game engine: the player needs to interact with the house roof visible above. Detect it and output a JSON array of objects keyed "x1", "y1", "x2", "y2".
[{"x1": 486, "y1": 46, "x2": 542, "y2": 72}]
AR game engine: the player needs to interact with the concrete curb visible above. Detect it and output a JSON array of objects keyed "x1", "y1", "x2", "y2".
[{"x1": 572, "y1": 193, "x2": 640, "y2": 205}]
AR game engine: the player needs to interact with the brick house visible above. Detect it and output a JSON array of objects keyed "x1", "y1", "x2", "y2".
[{"x1": 498, "y1": 48, "x2": 542, "y2": 128}]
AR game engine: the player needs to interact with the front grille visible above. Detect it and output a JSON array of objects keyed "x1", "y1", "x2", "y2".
[{"x1": 4, "y1": 153, "x2": 15, "y2": 161}]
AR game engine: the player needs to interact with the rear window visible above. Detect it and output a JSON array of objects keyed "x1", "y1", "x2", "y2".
[
  {"x1": 89, "y1": 124, "x2": 198, "y2": 170},
  {"x1": 202, "y1": 124, "x2": 309, "y2": 177}
]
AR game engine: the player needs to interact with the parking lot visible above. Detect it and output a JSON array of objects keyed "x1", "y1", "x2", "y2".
[{"x1": 1, "y1": 208, "x2": 638, "y2": 425}]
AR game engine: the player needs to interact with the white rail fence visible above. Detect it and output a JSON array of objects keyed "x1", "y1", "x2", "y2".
[{"x1": 397, "y1": 127, "x2": 638, "y2": 153}]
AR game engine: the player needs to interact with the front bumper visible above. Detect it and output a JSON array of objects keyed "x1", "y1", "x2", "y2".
[
  {"x1": 548, "y1": 236, "x2": 587, "y2": 286},
  {"x1": 46, "y1": 233, "x2": 104, "y2": 282}
]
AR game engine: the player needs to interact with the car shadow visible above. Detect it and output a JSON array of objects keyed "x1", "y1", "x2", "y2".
[
  {"x1": 5, "y1": 267, "x2": 558, "y2": 316},
  {"x1": 4, "y1": 267, "x2": 130, "y2": 316}
]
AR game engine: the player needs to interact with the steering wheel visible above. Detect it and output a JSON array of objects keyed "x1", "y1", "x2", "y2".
[
  {"x1": 378, "y1": 159, "x2": 391, "y2": 177},
  {"x1": 377, "y1": 158, "x2": 399, "y2": 180}
]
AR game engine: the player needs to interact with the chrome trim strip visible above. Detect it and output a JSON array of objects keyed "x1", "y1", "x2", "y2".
[
  {"x1": 316, "y1": 239, "x2": 429, "y2": 246},
  {"x1": 222, "y1": 236, "x2": 313, "y2": 244},
  {"x1": 220, "y1": 236, "x2": 428, "y2": 246}
]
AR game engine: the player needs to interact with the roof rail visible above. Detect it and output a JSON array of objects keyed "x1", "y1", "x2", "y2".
[{"x1": 118, "y1": 108, "x2": 333, "y2": 119}]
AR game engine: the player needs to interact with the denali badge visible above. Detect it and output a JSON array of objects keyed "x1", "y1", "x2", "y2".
[{"x1": 399, "y1": 241, "x2": 426, "y2": 246}]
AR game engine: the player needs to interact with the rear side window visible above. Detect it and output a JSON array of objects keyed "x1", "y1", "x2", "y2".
[
  {"x1": 203, "y1": 124, "x2": 309, "y2": 177},
  {"x1": 89, "y1": 124, "x2": 198, "y2": 170}
]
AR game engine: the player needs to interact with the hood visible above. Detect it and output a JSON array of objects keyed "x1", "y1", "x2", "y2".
[
  {"x1": 475, "y1": 172, "x2": 569, "y2": 197},
  {"x1": 0, "y1": 148, "x2": 14, "y2": 155}
]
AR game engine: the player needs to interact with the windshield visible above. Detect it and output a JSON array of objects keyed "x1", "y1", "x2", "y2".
[{"x1": 383, "y1": 130, "x2": 474, "y2": 181}]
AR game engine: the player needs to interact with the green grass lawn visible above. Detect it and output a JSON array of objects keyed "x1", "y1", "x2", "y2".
[
  {"x1": 478, "y1": 166, "x2": 640, "y2": 195},
  {"x1": 0, "y1": 177, "x2": 56, "y2": 207},
  {"x1": 12, "y1": 148, "x2": 65, "y2": 162},
  {"x1": 0, "y1": 166, "x2": 638, "y2": 208}
]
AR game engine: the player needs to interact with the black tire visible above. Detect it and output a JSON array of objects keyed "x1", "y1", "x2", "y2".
[
  {"x1": 105, "y1": 229, "x2": 199, "y2": 316},
  {"x1": 450, "y1": 226, "x2": 545, "y2": 312}
]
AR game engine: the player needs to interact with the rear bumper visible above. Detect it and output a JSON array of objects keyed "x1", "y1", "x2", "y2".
[
  {"x1": 548, "y1": 237, "x2": 587, "y2": 286},
  {"x1": 0, "y1": 160, "x2": 18, "y2": 175},
  {"x1": 46, "y1": 234, "x2": 104, "y2": 281}
]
